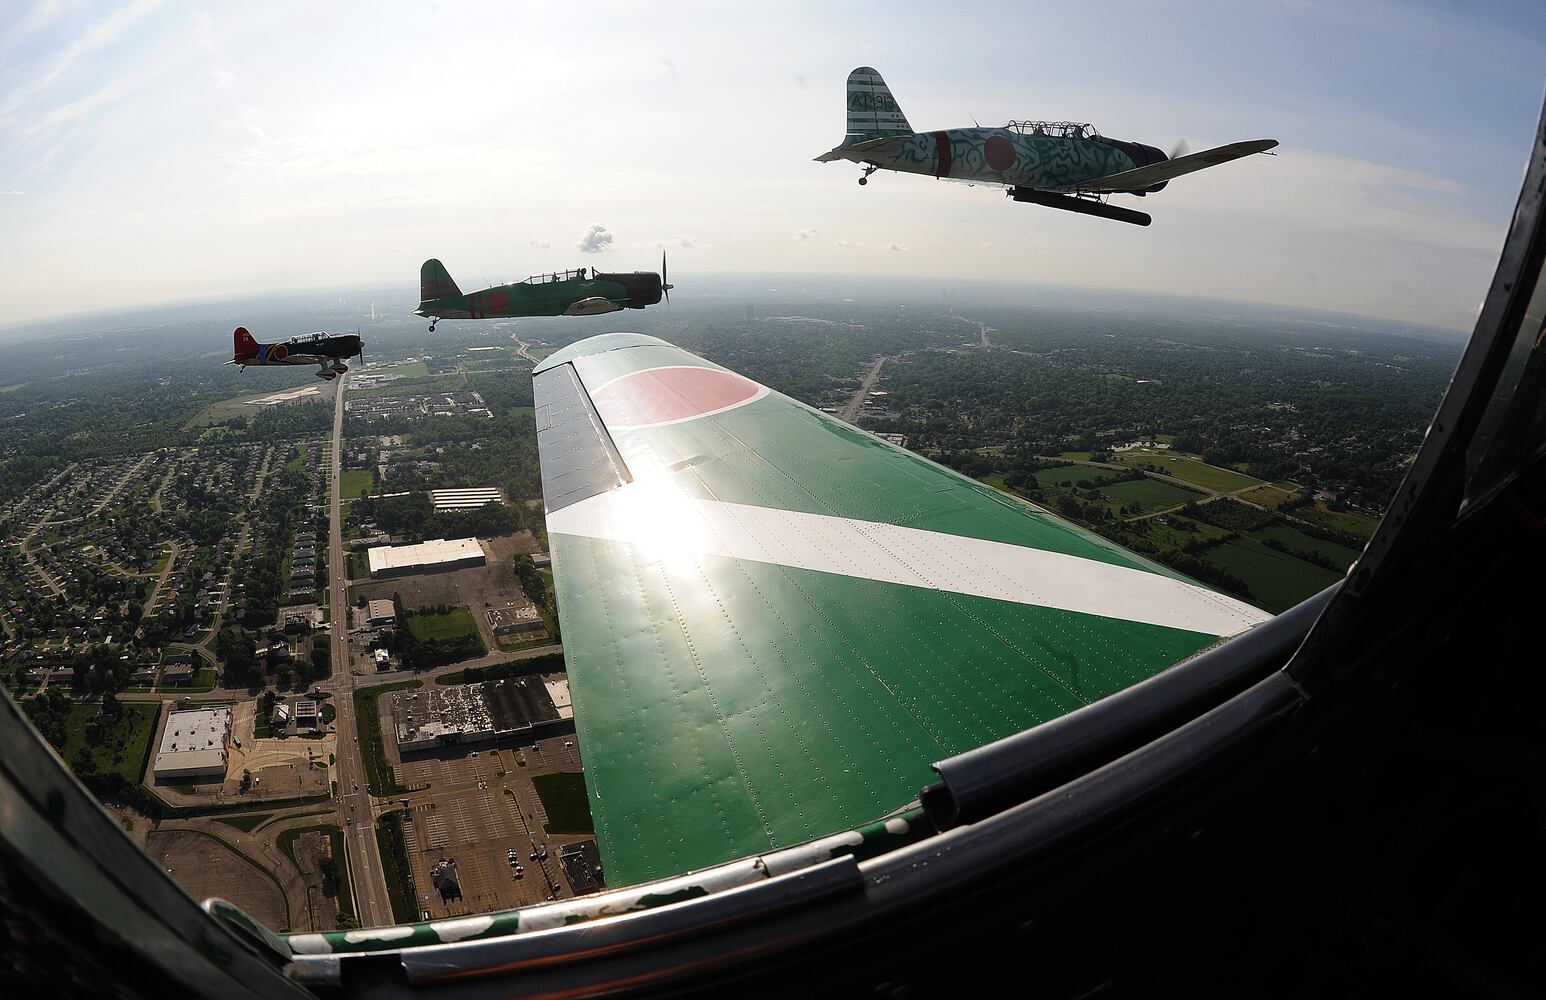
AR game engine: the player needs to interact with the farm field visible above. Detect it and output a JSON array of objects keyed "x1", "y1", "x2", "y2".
[
  {"x1": 1113, "y1": 453, "x2": 1261, "y2": 492},
  {"x1": 1239, "y1": 485, "x2": 1296, "y2": 508},
  {"x1": 1250, "y1": 524, "x2": 1363, "y2": 570},
  {"x1": 1034, "y1": 465, "x2": 1120, "y2": 488},
  {"x1": 1296, "y1": 504, "x2": 1382, "y2": 541},
  {"x1": 1100, "y1": 478, "x2": 1203, "y2": 512},
  {"x1": 1202, "y1": 537, "x2": 1344, "y2": 613}
]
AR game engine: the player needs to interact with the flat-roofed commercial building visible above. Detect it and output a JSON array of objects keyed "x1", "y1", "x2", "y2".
[
  {"x1": 153, "y1": 707, "x2": 231, "y2": 781},
  {"x1": 366, "y1": 599, "x2": 396, "y2": 625},
  {"x1": 391, "y1": 674, "x2": 571, "y2": 754},
  {"x1": 366, "y1": 538, "x2": 485, "y2": 578},
  {"x1": 487, "y1": 604, "x2": 544, "y2": 635},
  {"x1": 429, "y1": 487, "x2": 502, "y2": 512}
]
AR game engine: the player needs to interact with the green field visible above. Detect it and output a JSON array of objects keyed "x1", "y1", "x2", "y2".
[
  {"x1": 531, "y1": 772, "x2": 595, "y2": 835},
  {"x1": 285, "y1": 443, "x2": 310, "y2": 476},
  {"x1": 1250, "y1": 524, "x2": 1363, "y2": 570},
  {"x1": 1034, "y1": 465, "x2": 1120, "y2": 488},
  {"x1": 340, "y1": 468, "x2": 374, "y2": 500},
  {"x1": 405, "y1": 607, "x2": 479, "y2": 642},
  {"x1": 375, "y1": 811, "x2": 417, "y2": 923},
  {"x1": 57, "y1": 701, "x2": 159, "y2": 785},
  {"x1": 1202, "y1": 537, "x2": 1345, "y2": 613},
  {"x1": 1113, "y1": 453, "x2": 1261, "y2": 492},
  {"x1": 1239, "y1": 485, "x2": 1295, "y2": 508},
  {"x1": 355, "y1": 680, "x2": 421, "y2": 795},
  {"x1": 388, "y1": 360, "x2": 430, "y2": 378},
  {"x1": 1099, "y1": 478, "x2": 1203, "y2": 512},
  {"x1": 1297, "y1": 504, "x2": 1381, "y2": 541}
]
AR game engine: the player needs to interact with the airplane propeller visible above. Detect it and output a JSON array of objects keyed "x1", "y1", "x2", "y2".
[
  {"x1": 1168, "y1": 138, "x2": 1191, "y2": 161},
  {"x1": 661, "y1": 251, "x2": 673, "y2": 305}
]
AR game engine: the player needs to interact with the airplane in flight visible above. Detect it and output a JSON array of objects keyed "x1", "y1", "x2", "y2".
[
  {"x1": 414, "y1": 255, "x2": 673, "y2": 331},
  {"x1": 815, "y1": 66, "x2": 1278, "y2": 226},
  {"x1": 226, "y1": 326, "x2": 363, "y2": 381}
]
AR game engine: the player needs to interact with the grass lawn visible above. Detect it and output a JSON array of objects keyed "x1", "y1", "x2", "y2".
[
  {"x1": 285, "y1": 443, "x2": 310, "y2": 476},
  {"x1": 1249, "y1": 524, "x2": 1363, "y2": 570},
  {"x1": 213, "y1": 812, "x2": 272, "y2": 833},
  {"x1": 531, "y1": 772, "x2": 595, "y2": 835},
  {"x1": 340, "y1": 468, "x2": 374, "y2": 501},
  {"x1": 375, "y1": 811, "x2": 417, "y2": 923},
  {"x1": 390, "y1": 360, "x2": 430, "y2": 378},
  {"x1": 406, "y1": 607, "x2": 479, "y2": 642},
  {"x1": 1239, "y1": 485, "x2": 1296, "y2": 508},
  {"x1": 355, "y1": 680, "x2": 421, "y2": 795},
  {"x1": 1113, "y1": 453, "x2": 1261, "y2": 492},
  {"x1": 1034, "y1": 465, "x2": 1120, "y2": 488},
  {"x1": 1100, "y1": 478, "x2": 1203, "y2": 512},
  {"x1": 1202, "y1": 537, "x2": 1345, "y2": 613},
  {"x1": 58, "y1": 701, "x2": 159, "y2": 785}
]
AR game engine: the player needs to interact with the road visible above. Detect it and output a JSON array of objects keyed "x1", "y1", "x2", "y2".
[
  {"x1": 840, "y1": 355, "x2": 889, "y2": 424},
  {"x1": 321, "y1": 374, "x2": 396, "y2": 928}
]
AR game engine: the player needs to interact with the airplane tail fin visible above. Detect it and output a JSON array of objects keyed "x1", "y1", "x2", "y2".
[
  {"x1": 420, "y1": 259, "x2": 461, "y2": 304},
  {"x1": 843, "y1": 66, "x2": 912, "y2": 144},
  {"x1": 233, "y1": 326, "x2": 260, "y2": 359}
]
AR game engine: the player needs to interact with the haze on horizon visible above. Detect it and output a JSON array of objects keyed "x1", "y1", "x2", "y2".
[{"x1": 1, "y1": 0, "x2": 1543, "y2": 333}]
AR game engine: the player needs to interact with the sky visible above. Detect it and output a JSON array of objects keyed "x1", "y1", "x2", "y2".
[{"x1": 0, "y1": 0, "x2": 1543, "y2": 332}]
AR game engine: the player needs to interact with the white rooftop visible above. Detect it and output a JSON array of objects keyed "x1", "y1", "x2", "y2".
[
  {"x1": 367, "y1": 537, "x2": 483, "y2": 575},
  {"x1": 154, "y1": 707, "x2": 232, "y2": 772}
]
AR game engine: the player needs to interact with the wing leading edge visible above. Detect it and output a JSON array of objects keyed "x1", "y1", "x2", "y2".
[
  {"x1": 1046, "y1": 138, "x2": 1279, "y2": 193},
  {"x1": 533, "y1": 334, "x2": 1268, "y2": 886}
]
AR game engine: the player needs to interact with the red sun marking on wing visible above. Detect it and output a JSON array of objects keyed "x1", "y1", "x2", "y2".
[{"x1": 590, "y1": 366, "x2": 763, "y2": 429}]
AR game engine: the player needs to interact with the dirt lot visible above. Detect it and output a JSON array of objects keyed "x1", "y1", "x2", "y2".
[
  {"x1": 292, "y1": 830, "x2": 346, "y2": 932},
  {"x1": 391, "y1": 736, "x2": 600, "y2": 919},
  {"x1": 147, "y1": 830, "x2": 289, "y2": 931}
]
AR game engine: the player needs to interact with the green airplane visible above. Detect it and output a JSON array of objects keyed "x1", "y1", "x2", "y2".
[
  {"x1": 816, "y1": 66, "x2": 1278, "y2": 226},
  {"x1": 415, "y1": 255, "x2": 672, "y2": 331}
]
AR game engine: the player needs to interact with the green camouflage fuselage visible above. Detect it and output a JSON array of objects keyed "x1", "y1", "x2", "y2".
[
  {"x1": 850, "y1": 127, "x2": 1144, "y2": 189},
  {"x1": 417, "y1": 275, "x2": 633, "y2": 320}
]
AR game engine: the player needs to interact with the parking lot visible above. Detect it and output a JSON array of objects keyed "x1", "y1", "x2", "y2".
[{"x1": 394, "y1": 736, "x2": 598, "y2": 918}]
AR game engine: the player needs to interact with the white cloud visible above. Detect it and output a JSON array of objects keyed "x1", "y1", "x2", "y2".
[
  {"x1": 577, "y1": 225, "x2": 612, "y2": 254},
  {"x1": 795, "y1": 227, "x2": 818, "y2": 240},
  {"x1": 529, "y1": 238, "x2": 552, "y2": 249},
  {"x1": 886, "y1": 242, "x2": 909, "y2": 252}
]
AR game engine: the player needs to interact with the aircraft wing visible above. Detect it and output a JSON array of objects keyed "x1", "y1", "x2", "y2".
[
  {"x1": 1045, "y1": 138, "x2": 1279, "y2": 193},
  {"x1": 532, "y1": 334, "x2": 1268, "y2": 886}
]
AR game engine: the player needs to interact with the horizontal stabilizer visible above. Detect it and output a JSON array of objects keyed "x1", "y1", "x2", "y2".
[
  {"x1": 1048, "y1": 139, "x2": 1279, "y2": 194},
  {"x1": 813, "y1": 134, "x2": 909, "y2": 163}
]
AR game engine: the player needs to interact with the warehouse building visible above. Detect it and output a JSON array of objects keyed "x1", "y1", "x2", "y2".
[
  {"x1": 429, "y1": 487, "x2": 502, "y2": 512},
  {"x1": 366, "y1": 599, "x2": 396, "y2": 625},
  {"x1": 366, "y1": 538, "x2": 485, "y2": 578},
  {"x1": 153, "y1": 707, "x2": 231, "y2": 782}
]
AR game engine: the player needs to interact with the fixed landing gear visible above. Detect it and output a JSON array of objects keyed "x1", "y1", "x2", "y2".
[
  {"x1": 428, "y1": 319, "x2": 438, "y2": 332},
  {"x1": 858, "y1": 165, "x2": 878, "y2": 186}
]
